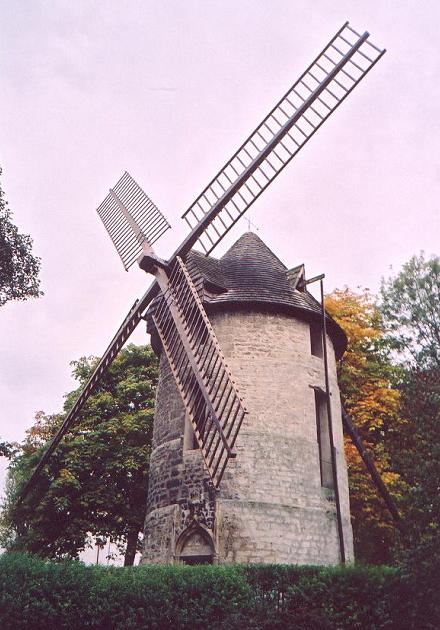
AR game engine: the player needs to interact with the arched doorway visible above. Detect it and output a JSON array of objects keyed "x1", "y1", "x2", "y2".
[{"x1": 176, "y1": 525, "x2": 215, "y2": 565}]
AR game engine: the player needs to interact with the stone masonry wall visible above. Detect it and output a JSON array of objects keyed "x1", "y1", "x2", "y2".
[
  {"x1": 142, "y1": 308, "x2": 353, "y2": 565},
  {"x1": 142, "y1": 355, "x2": 216, "y2": 563}
]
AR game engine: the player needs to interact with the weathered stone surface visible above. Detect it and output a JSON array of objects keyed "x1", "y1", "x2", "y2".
[{"x1": 142, "y1": 308, "x2": 353, "y2": 565}]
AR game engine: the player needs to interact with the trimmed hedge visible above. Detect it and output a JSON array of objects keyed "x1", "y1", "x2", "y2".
[{"x1": 0, "y1": 553, "x2": 437, "y2": 629}]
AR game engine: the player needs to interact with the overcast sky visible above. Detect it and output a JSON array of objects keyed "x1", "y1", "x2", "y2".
[{"x1": 1, "y1": 0, "x2": 439, "y2": 496}]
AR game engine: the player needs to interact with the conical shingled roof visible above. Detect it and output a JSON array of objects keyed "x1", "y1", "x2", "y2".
[
  {"x1": 218, "y1": 232, "x2": 294, "y2": 304},
  {"x1": 185, "y1": 232, "x2": 347, "y2": 358}
]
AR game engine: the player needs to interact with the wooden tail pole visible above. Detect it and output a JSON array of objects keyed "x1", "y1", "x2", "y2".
[{"x1": 341, "y1": 407, "x2": 403, "y2": 529}]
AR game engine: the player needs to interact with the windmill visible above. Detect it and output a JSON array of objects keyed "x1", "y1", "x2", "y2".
[{"x1": 19, "y1": 22, "x2": 399, "y2": 564}]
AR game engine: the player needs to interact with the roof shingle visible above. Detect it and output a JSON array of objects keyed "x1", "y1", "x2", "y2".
[{"x1": 149, "y1": 232, "x2": 347, "y2": 358}]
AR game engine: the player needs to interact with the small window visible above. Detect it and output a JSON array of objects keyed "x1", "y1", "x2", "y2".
[
  {"x1": 183, "y1": 414, "x2": 197, "y2": 451},
  {"x1": 314, "y1": 390, "x2": 334, "y2": 489},
  {"x1": 183, "y1": 413, "x2": 207, "y2": 451},
  {"x1": 310, "y1": 322, "x2": 323, "y2": 358}
]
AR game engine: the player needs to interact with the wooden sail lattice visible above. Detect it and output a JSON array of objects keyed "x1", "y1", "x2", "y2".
[
  {"x1": 153, "y1": 257, "x2": 247, "y2": 487},
  {"x1": 182, "y1": 22, "x2": 385, "y2": 255},
  {"x1": 97, "y1": 171, "x2": 171, "y2": 270}
]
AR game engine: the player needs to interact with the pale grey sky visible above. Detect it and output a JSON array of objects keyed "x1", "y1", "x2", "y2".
[{"x1": 1, "y1": 0, "x2": 439, "y2": 495}]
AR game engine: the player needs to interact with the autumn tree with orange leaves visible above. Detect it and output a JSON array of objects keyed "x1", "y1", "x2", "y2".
[{"x1": 326, "y1": 288, "x2": 405, "y2": 564}]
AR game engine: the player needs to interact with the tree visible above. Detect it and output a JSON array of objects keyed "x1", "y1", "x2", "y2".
[
  {"x1": 379, "y1": 255, "x2": 440, "y2": 619},
  {"x1": 0, "y1": 441, "x2": 17, "y2": 458},
  {"x1": 0, "y1": 167, "x2": 42, "y2": 307},
  {"x1": 0, "y1": 441, "x2": 15, "y2": 458},
  {"x1": 1, "y1": 344, "x2": 158, "y2": 565},
  {"x1": 388, "y1": 367, "x2": 440, "y2": 547},
  {"x1": 325, "y1": 288, "x2": 404, "y2": 564},
  {"x1": 380, "y1": 253, "x2": 440, "y2": 368},
  {"x1": 386, "y1": 366, "x2": 440, "y2": 627}
]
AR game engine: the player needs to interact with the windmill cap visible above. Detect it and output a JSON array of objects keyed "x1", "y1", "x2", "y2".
[{"x1": 185, "y1": 232, "x2": 347, "y2": 359}]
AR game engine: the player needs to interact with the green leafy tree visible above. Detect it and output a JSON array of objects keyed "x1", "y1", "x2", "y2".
[
  {"x1": 379, "y1": 254, "x2": 440, "y2": 583},
  {"x1": 326, "y1": 288, "x2": 404, "y2": 564},
  {"x1": 380, "y1": 253, "x2": 440, "y2": 368},
  {"x1": 1, "y1": 344, "x2": 158, "y2": 565},
  {"x1": 389, "y1": 367, "x2": 440, "y2": 547},
  {"x1": 387, "y1": 366, "x2": 440, "y2": 626},
  {"x1": 0, "y1": 167, "x2": 42, "y2": 307},
  {"x1": 0, "y1": 441, "x2": 16, "y2": 458}
]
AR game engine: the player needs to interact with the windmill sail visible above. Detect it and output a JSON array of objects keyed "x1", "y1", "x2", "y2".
[
  {"x1": 181, "y1": 22, "x2": 385, "y2": 255},
  {"x1": 153, "y1": 257, "x2": 247, "y2": 487},
  {"x1": 97, "y1": 171, "x2": 171, "y2": 270},
  {"x1": 98, "y1": 174, "x2": 248, "y2": 486}
]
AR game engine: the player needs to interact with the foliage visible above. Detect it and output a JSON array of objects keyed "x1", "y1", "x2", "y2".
[
  {"x1": 325, "y1": 288, "x2": 404, "y2": 564},
  {"x1": 284, "y1": 564, "x2": 394, "y2": 629},
  {"x1": 380, "y1": 252, "x2": 440, "y2": 368},
  {"x1": 388, "y1": 367, "x2": 440, "y2": 550},
  {"x1": 0, "y1": 552, "x2": 409, "y2": 630},
  {"x1": 0, "y1": 167, "x2": 42, "y2": 307},
  {"x1": 242, "y1": 564, "x2": 394, "y2": 629},
  {"x1": 387, "y1": 533, "x2": 440, "y2": 630},
  {"x1": 0, "y1": 440, "x2": 17, "y2": 458},
  {"x1": 1, "y1": 344, "x2": 158, "y2": 565},
  {"x1": 380, "y1": 254, "x2": 440, "y2": 599}
]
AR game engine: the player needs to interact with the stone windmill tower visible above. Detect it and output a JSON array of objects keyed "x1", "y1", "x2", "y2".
[
  {"x1": 20, "y1": 23, "x2": 400, "y2": 566},
  {"x1": 142, "y1": 232, "x2": 352, "y2": 565}
]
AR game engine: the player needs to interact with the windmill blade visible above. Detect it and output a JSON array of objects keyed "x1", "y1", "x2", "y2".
[
  {"x1": 181, "y1": 22, "x2": 385, "y2": 256},
  {"x1": 17, "y1": 282, "x2": 161, "y2": 504},
  {"x1": 153, "y1": 257, "x2": 247, "y2": 487},
  {"x1": 342, "y1": 407, "x2": 402, "y2": 528},
  {"x1": 97, "y1": 171, "x2": 171, "y2": 271}
]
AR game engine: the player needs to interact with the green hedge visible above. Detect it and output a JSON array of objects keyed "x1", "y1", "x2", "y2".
[{"x1": 0, "y1": 553, "x2": 437, "y2": 629}]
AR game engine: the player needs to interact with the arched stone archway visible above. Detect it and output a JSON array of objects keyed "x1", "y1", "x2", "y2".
[{"x1": 176, "y1": 524, "x2": 215, "y2": 565}]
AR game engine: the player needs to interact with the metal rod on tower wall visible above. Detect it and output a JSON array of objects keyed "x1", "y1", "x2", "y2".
[{"x1": 320, "y1": 278, "x2": 346, "y2": 564}]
